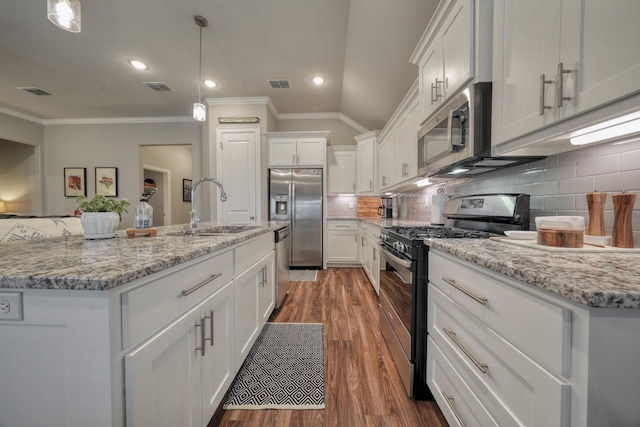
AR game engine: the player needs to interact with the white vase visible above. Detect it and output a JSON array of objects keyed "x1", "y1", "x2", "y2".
[{"x1": 81, "y1": 212, "x2": 120, "y2": 239}]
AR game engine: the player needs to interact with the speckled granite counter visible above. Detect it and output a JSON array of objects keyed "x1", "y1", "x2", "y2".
[
  {"x1": 326, "y1": 217, "x2": 430, "y2": 227},
  {"x1": 426, "y1": 239, "x2": 640, "y2": 309},
  {"x1": 0, "y1": 221, "x2": 288, "y2": 291}
]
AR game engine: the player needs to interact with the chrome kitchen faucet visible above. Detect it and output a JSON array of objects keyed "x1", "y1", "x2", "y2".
[{"x1": 190, "y1": 177, "x2": 227, "y2": 230}]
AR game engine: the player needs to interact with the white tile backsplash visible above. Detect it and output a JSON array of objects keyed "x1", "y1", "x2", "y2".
[{"x1": 400, "y1": 140, "x2": 640, "y2": 234}]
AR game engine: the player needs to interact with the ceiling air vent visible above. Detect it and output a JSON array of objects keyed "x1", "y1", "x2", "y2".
[
  {"x1": 17, "y1": 87, "x2": 53, "y2": 96},
  {"x1": 143, "y1": 82, "x2": 175, "y2": 92},
  {"x1": 268, "y1": 79, "x2": 291, "y2": 89}
]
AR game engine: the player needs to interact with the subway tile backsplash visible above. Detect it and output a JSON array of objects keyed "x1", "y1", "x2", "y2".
[{"x1": 399, "y1": 140, "x2": 640, "y2": 235}]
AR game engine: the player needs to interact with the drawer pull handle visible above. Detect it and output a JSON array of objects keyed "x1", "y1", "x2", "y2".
[
  {"x1": 443, "y1": 328, "x2": 488, "y2": 374},
  {"x1": 181, "y1": 272, "x2": 223, "y2": 296},
  {"x1": 442, "y1": 391, "x2": 468, "y2": 427},
  {"x1": 195, "y1": 320, "x2": 205, "y2": 356},
  {"x1": 441, "y1": 277, "x2": 488, "y2": 305}
]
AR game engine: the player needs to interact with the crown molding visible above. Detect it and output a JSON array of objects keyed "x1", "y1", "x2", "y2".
[
  {"x1": 0, "y1": 106, "x2": 44, "y2": 124},
  {"x1": 41, "y1": 116, "x2": 194, "y2": 125},
  {"x1": 277, "y1": 112, "x2": 368, "y2": 133}
]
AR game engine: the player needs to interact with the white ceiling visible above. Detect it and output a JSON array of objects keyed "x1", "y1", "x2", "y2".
[{"x1": 0, "y1": 0, "x2": 438, "y2": 130}]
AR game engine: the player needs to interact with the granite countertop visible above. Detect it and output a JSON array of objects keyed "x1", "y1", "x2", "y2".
[
  {"x1": 327, "y1": 216, "x2": 430, "y2": 227},
  {"x1": 0, "y1": 221, "x2": 288, "y2": 291},
  {"x1": 426, "y1": 239, "x2": 640, "y2": 309}
]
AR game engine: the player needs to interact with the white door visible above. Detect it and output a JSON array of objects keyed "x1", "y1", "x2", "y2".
[
  {"x1": 378, "y1": 135, "x2": 394, "y2": 189},
  {"x1": 420, "y1": 40, "x2": 444, "y2": 123},
  {"x1": 441, "y1": 0, "x2": 473, "y2": 100},
  {"x1": 327, "y1": 148, "x2": 357, "y2": 194},
  {"x1": 200, "y1": 282, "x2": 235, "y2": 425},
  {"x1": 327, "y1": 231, "x2": 359, "y2": 263},
  {"x1": 269, "y1": 138, "x2": 296, "y2": 167},
  {"x1": 125, "y1": 306, "x2": 202, "y2": 427},
  {"x1": 491, "y1": 0, "x2": 562, "y2": 146},
  {"x1": 560, "y1": 0, "x2": 640, "y2": 118},
  {"x1": 394, "y1": 115, "x2": 411, "y2": 184},
  {"x1": 257, "y1": 252, "x2": 276, "y2": 327},
  {"x1": 217, "y1": 128, "x2": 258, "y2": 224},
  {"x1": 234, "y1": 261, "x2": 260, "y2": 366},
  {"x1": 357, "y1": 138, "x2": 375, "y2": 193},
  {"x1": 296, "y1": 138, "x2": 326, "y2": 166}
]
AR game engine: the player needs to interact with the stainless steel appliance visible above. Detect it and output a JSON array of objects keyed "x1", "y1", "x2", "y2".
[
  {"x1": 378, "y1": 197, "x2": 393, "y2": 219},
  {"x1": 274, "y1": 226, "x2": 291, "y2": 309},
  {"x1": 269, "y1": 168, "x2": 323, "y2": 268},
  {"x1": 417, "y1": 82, "x2": 545, "y2": 178},
  {"x1": 378, "y1": 193, "x2": 530, "y2": 399}
]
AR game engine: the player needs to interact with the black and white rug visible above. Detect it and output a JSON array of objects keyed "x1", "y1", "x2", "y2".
[
  {"x1": 223, "y1": 322, "x2": 325, "y2": 410},
  {"x1": 289, "y1": 270, "x2": 318, "y2": 282}
]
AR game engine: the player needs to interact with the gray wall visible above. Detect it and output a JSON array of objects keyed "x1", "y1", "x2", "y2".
[
  {"x1": 0, "y1": 111, "x2": 43, "y2": 146},
  {"x1": 0, "y1": 139, "x2": 41, "y2": 215},
  {"x1": 43, "y1": 121, "x2": 201, "y2": 228}
]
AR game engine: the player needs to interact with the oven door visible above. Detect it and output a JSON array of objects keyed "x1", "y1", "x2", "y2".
[{"x1": 378, "y1": 244, "x2": 414, "y2": 395}]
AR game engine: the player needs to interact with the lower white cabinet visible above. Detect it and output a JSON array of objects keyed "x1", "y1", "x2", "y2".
[
  {"x1": 359, "y1": 222, "x2": 382, "y2": 294},
  {"x1": 125, "y1": 281, "x2": 234, "y2": 427},
  {"x1": 235, "y1": 251, "x2": 275, "y2": 366},
  {"x1": 327, "y1": 221, "x2": 359, "y2": 264}
]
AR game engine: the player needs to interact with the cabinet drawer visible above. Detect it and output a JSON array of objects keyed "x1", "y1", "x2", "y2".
[
  {"x1": 429, "y1": 284, "x2": 570, "y2": 427},
  {"x1": 429, "y1": 250, "x2": 571, "y2": 376},
  {"x1": 122, "y1": 250, "x2": 233, "y2": 349},
  {"x1": 428, "y1": 337, "x2": 499, "y2": 427},
  {"x1": 360, "y1": 222, "x2": 381, "y2": 238},
  {"x1": 327, "y1": 220, "x2": 359, "y2": 231},
  {"x1": 234, "y1": 232, "x2": 274, "y2": 275}
]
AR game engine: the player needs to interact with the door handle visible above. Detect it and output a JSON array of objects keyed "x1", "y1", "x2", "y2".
[
  {"x1": 556, "y1": 62, "x2": 574, "y2": 108},
  {"x1": 539, "y1": 74, "x2": 553, "y2": 115}
]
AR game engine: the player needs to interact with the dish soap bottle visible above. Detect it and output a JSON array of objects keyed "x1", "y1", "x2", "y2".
[{"x1": 134, "y1": 197, "x2": 153, "y2": 229}]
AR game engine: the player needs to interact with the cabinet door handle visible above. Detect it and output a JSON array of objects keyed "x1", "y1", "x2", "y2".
[
  {"x1": 441, "y1": 277, "x2": 488, "y2": 305},
  {"x1": 539, "y1": 74, "x2": 553, "y2": 115},
  {"x1": 443, "y1": 328, "x2": 488, "y2": 374},
  {"x1": 369, "y1": 179, "x2": 373, "y2": 190},
  {"x1": 209, "y1": 310, "x2": 214, "y2": 346},
  {"x1": 297, "y1": 154, "x2": 300, "y2": 164},
  {"x1": 335, "y1": 224, "x2": 351, "y2": 228},
  {"x1": 353, "y1": 182, "x2": 356, "y2": 191},
  {"x1": 556, "y1": 62, "x2": 574, "y2": 108},
  {"x1": 182, "y1": 272, "x2": 223, "y2": 296},
  {"x1": 442, "y1": 391, "x2": 468, "y2": 427},
  {"x1": 203, "y1": 311, "x2": 213, "y2": 346},
  {"x1": 195, "y1": 320, "x2": 205, "y2": 356},
  {"x1": 430, "y1": 82, "x2": 437, "y2": 105},
  {"x1": 292, "y1": 153, "x2": 296, "y2": 164}
]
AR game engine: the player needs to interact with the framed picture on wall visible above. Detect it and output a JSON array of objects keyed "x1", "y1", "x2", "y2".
[
  {"x1": 64, "y1": 167, "x2": 87, "y2": 197},
  {"x1": 95, "y1": 167, "x2": 118, "y2": 197},
  {"x1": 183, "y1": 179, "x2": 192, "y2": 202}
]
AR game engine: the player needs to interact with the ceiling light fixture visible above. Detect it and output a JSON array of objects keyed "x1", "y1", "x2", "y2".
[
  {"x1": 312, "y1": 76, "x2": 325, "y2": 85},
  {"x1": 203, "y1": 79, "x2": 217, "y2": 88},
  {"x1": 128, "y1": 59, "x2": 148, "y2": 70},
  {"x1": 47, "y1": 0, "x2": 81, "y2": 33},
  {"x1": 193, "y1": 15, "x2": 208, "y2": 122}
]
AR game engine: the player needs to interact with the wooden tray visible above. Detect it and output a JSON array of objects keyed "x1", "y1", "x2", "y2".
[{"x1": 126, "y1": 227, "x2": 158, "y2": 238}]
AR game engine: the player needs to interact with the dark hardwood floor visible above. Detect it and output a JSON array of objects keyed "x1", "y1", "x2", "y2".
[{"x1": 214, "y1": 267, "x2": 449, "y2": 427}]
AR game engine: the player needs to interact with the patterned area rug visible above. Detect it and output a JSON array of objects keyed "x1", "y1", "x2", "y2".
[
  {"x1": 289, "y1": 270, "x2": 318, "y2": 282},
  {"x1": 223, "y1": 322, "x2": 325, "y2": 410}
]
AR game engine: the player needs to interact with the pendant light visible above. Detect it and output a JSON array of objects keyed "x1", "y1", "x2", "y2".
[
  {"x1": 47, "y1": 0, "x2": 81, "y2": 33},
  {"x1": 193, "y1": 15, "x2": 208, "y2": 122}
]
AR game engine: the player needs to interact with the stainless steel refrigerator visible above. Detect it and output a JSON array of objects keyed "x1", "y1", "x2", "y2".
[{"x1": 269, "y1": 168, "x2": 323, "y2": 268}]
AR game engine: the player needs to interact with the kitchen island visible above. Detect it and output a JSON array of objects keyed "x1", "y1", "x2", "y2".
[
  {"x1": 424, "y1": 238, "x2": 640, "y2": 427},
  {"x1": 0, "y1": 221, "x2": 288, "y2": 427}
]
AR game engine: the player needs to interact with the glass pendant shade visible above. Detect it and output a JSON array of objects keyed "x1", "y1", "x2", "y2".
[
  {"x1": 193, "y1": 103, "x2": 206, "y2": 121},
  {"x1": 47, "y1": 0, "x2": 81, "y2": 33}
]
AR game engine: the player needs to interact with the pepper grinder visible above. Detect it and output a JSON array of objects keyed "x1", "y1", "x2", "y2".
[
  {"x1": 611, "y1": 192, "x2": 636, "y2": 248},
  {"x1": 586, "y1": 191, "x2": 606, "y2": 236}
]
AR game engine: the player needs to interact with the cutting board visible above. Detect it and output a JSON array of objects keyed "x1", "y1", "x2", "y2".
[{"x1": 489, "y1": 237, "x2": 640, "y2": 253}]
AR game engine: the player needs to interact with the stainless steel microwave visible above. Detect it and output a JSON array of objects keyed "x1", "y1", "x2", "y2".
[{"x1": 417, "y1": 82, "x2": 544, "y2": 177}]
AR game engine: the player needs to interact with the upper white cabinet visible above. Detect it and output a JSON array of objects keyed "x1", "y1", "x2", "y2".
[
  {"x1": 355, "y1": 131, "x2": 379, "y2": 195},
  {"x1": 327, "y1": 146, "x2": 357, "y2": 194},
  {"x1": 410, "y1": 0, "x2": 490, "y2": 126},
  {"x1": 492, "y1": 0, "x2": 640, "y2": 149},
  {"x1": 377, "y1": 82, "x2": 419, "y2": 191},
  {"x1": 266, "y1": 131, "x2": 329, "y2": 167}
]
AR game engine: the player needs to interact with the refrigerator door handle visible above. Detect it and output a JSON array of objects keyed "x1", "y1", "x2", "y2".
[{"x1": 291, "y1": 179, "x2": 296, "y2": 241}]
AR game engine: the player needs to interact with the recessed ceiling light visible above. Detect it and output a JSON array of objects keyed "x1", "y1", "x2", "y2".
[
  {"x1": 128, "y1": 59, "x2": 148, "y2": 70},
  {"x1": 203, "y1": 79, "x2": 217, "y2": 88},
  {"x1": 312, "y1": 76, "x2": 325, "y2": 85}
]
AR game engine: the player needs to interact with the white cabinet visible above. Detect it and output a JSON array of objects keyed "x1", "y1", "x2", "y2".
[
  {"x1": 411, "y1": 0, "x2": 481, "y2": 126},
  {"x1": 377, "y1": 82, "x2": 419, "y2": 191},
  {"x1": 359, "y1": 221, "x2": 382, "y2": 294},
  {"x1": 355, "y1": 131, "x2": 379, "y2": 194},
  {"x1": 215, "y1": 127, "x2": 261, "y2": 224},
  {"x1": 257, "y1": 252, "x2": 275, "y2": 327},
  {"x1": 327, "y1": 221, "x2": 359, "y2": 264},
  {"x1": 266, "y1": 132, "x2": 328, "y2": 167},
  {"x1": 125, "y1": 281, "x2": 235, "y2": 427},
  {"x1": 327, "y1": 146, "x2": 357, "y2": 194},
  {"x1": 492, "y1": 0, "x2": 640, "y2": 148}
]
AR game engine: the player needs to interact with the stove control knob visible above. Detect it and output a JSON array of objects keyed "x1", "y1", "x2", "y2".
[{"x1": 399, "y1": 243, "x2": 407, "y2": 253}]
